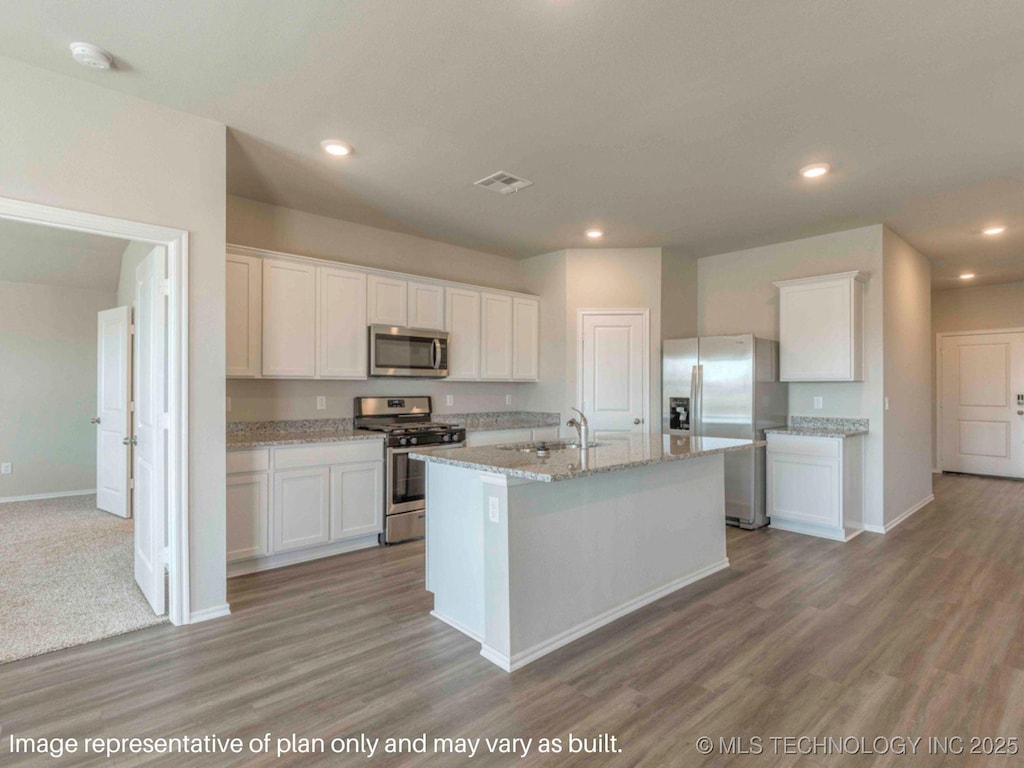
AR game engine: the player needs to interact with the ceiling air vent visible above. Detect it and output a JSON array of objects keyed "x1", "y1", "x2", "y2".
[{"x1": 474, "y1": 171, "x2": 534, "y2": 195}]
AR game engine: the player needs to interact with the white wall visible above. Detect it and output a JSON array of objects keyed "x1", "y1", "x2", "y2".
[
  {"x1": 0, "y1": 281, "x2": 116, "y2": 499},
  {"x1": 882, "y1": 228, "x2": 933, "y2": 525},
  {"x1": 697, "y1": 225, "x2": 887, "y2": 528},
  {"x1": 0, "y1": 58, "x2": 227, "y2": 615},
  {"x1": 225, "y1": 196, "x2": 538, "y2": 421},
  {"x1": 520, "y1": 248, "x2": 662, "y2": 424}
]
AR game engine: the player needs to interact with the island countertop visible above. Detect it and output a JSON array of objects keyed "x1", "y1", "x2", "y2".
[{"x1": 409, "y1": 434, "x2": 761, "y2": 482}]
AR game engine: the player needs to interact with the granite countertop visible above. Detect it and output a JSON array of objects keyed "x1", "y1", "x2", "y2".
[
  {"x1": 409, "y1": 434, "x2": 761, "y2": 483},
  {"x1": 765, "y1": 416, "x2": 869, "y2": 439}
]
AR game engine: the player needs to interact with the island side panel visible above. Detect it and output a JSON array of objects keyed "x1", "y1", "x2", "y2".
[
  {"x1": 424, "y1": 462, "x2": 486, "y2": 640},
  {"x1": 505, "y1": 453, "x2": 728, "y2": 668}
]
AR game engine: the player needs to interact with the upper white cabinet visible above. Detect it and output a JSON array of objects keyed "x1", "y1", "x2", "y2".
[
  {"x1": 318, "y1": 266, "x2": 367, "y2": 379},
  {"x1": 407, "y1": 281, "x2": 445, "y2": 330},
  {"x1": 774, "y1": 271, "x2": 867, "y2": 382},
  {"x1": 446, "y1": 288, "x2": 481, "y2": 380},
  {"x1": 512, "y1": 297, "x2": 540, "y2": 381},
  {"x1": 226, "y1": 252, "x2": 262, "y2": 377},
  {"x1": 481, "y1": 292, "x2": 513, "y2": 380},
  {"x1": 262, "y1": 259, "x2": 317, "y2": 377},
  {"x1": 367, "y1": 275, "x2": 407, "y2": 326}
]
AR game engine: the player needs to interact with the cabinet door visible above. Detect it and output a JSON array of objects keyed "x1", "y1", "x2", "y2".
[
  {"x1": 319, "y1": 266, "x2": 367, "y2": 379},
  {"x1": 446, "y1": 288, "x2": 481, "y2": 380},
  {"x1": 367, "y1": 275, "x2": 408, "y2": 326},
  {"x1": 262, "y1": 259, "x2": 317, "y2": 377},
  {"x1": 512, "y1": 297, "x2": 540, "y2": 381},
  {"x1": 273, "y1": 466, "x2": 330, "y2": 552},
  {"x1": 480, "y1": 292, "x2": 513, "y2": 380},
  {"x1": 226, "y1": 253, "x2": 262, "y2": 377},
  {"x1": 330, "y1": 461, "x2": 383, "y2": 541},
  {"x1": 407, "y1": 281, "x2": 445, "y2": 330},
  {"x1": 226, "y1": 472, "x2": 268, "y2": 561},
  {"x1": 779, "y1": 278, "x2": 860, "y2": 381},
  {"x1": 767, "y1": 452, "x2": 841, "y2": 527}
]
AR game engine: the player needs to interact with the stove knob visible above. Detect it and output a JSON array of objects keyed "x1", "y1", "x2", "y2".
[
  {"x1": 409, "y1": 437, "x2": 418, "y2": 445},
  {"x1": 441, "y1": 433, "x2": 450, "y2": 442},
  {"x1": 399, "y1": 437, "x2": 408, "y2": 446}
]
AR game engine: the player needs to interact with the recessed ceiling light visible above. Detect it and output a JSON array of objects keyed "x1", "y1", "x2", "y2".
[
  {"x1": 586, "y1": 229, "x2": 604, "y2": 239},
  {"x1": 799, "y1": 163, "x2": 830, "y2": 179},
  {"x1": 320, "y1": 140, "x2": 352, "y2": 157},
  {"x1": 982, "y1": 225, "x2": 1006, "y2": 236},
  {"x1": 959, "y1": 273, "x2": 976, "y2": 280},
  {"x1": 69, "y1": 42, "x2": 113, "y2": 70}
]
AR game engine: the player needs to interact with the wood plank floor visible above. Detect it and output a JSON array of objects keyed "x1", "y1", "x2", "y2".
[{"x1": 2, "y1": 473, "x2": 1023, "y2": 767}]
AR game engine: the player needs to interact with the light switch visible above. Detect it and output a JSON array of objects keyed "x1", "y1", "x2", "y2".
[
  {"x1": 316, "y1": 396, "x2": 327, "y2": 410},
  {"x1": 813, "y1": 396, "x2": 823, "y2": 410},
  {"x1": 506, "y1": 394, "x2": 513, "y2": 406},
  {"x1": 445, "y1": 394, "x2": 454, "y2": 407},
  {"x1": 488, "y1": 497, "x2": 500, "y2": 523},
  {"x1": 1, "y1": 462, "x2": 11, "y2": 475},
  {"x1": 885, "y1": 397, "x2": 890, "y2": 411}
]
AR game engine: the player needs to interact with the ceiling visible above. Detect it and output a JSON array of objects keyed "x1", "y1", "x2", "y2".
[
  {"x1": 2, "y1": 1, "x2": 1024, "y2": 289},
  {"x1": 0, "y1": 218, "x2": 127, "y2": 292}
]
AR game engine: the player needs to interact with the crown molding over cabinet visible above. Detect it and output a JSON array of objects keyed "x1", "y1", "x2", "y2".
[{"x1": 226, "y1": 244, "x2": 540, "y2": 383}]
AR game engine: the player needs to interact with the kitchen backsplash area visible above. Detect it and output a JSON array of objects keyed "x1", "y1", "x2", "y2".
[{"x1": 225, "y1": 378, "x2": 539, "y2": 422}]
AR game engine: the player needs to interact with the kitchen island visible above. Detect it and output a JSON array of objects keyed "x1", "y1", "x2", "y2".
[{"x1": 410, "y1": 434, "x2": 758, "y2": 671}]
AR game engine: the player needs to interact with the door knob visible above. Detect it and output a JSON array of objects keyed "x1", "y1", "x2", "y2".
[
  {"x1": 634, "y1": 418, "x2": 644, "y2": 425},
  {"x1": 1018, "y1": 410, "x2": 1023, "y2": 416},
  {"x1": 91, "y1": 417, "x2": 101, "y2": 424},
  {"x1": 122, "y1": 436, "x2": 138, "y2": 446}
]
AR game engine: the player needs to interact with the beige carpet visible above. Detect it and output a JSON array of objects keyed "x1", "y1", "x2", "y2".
[{"x1": 0, "y1": 494, "x2": 166, "y2": 664}]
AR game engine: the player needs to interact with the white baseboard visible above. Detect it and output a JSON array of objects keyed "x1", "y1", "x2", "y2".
[
  {"x1": 227, "y1": 533, "x2": 380, "y2": 577},
  {"x1": 480, "y1": 558, "x2": 731, "y2": 672},
  {"x1": 190, "y1": 604, "x2": 231, "y2": 624},
  {"x1": 430, "y1": 610, "x2": 484, "y2": 643},
  {"x1": 0, "y1": 488, "x2": 96, "y2": 504},
  {"x1": 864, "y1": 494, "x2": 935, "y2": 534},
  {"x1": 771, "y1": 518, "x2": 863, "y2": 542}
]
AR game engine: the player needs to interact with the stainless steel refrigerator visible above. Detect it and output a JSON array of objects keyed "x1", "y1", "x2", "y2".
[{"x1": 663, "y1": 334, "x2": 788, "y2": 529}]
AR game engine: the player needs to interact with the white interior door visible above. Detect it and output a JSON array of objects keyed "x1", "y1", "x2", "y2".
[
  {"x1": 579, "y1": 311, "x2": 648, "y2": 433},
  {"x1": 133, "y1": 246, "x2": 167, "y2": 615},
  {"x1": 940, "y1": 331, "x2": 1024, "y2": 478},
  {"x1": 96, "y1": 306, "x2": 132, "y2": 517}
]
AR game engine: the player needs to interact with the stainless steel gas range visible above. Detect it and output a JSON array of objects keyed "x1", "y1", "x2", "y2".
[{"x1": 354, "y1": 396, "x2": 466, "y2": 544}]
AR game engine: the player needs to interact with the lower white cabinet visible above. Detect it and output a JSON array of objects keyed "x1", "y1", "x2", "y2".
[
  {"x1": 227, "y1": 439, "x2": 384, "y2": 575},
  {"x1": 767, "y1": 433, "x2": 863, "y2": 541}
]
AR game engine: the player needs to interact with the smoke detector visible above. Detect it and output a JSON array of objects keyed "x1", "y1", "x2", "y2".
[
  {"x1": 70, "y1": 42, "x2": 113, "y2": 70},
  {"x1": 474, "y1": 171, "x2": 533, "y2": 195}
]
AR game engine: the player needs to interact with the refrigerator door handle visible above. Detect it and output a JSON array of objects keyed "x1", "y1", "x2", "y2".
[{"x1": 691, "y1": 364, "x2": 703, "y2": 434}]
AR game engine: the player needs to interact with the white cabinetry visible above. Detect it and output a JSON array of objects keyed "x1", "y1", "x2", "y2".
[
  {"x1": 445, "y1": 288, "x2": 481, "y2": 380},
  {"x1": 774, "y1": 271, "x2": 866, "y2": 382},
  {"x1": 481, "y1": 292, "x2": 513, "y2": 380},
  {"x1": 512, "y1": 297, "x2": 540, "y2": 381},
  {"x1": 367, "y1": 275, "x2": 408, "y2": 326},
  {"x1": 262, "y1": 259, "x2": 317, "y2": 377},
  {"x1": 318, "y1": 266, "x2": 367, "y2": 378},
  {"x1": 767, "y1": 433, "x2": 863, "y2": 541},
  {"x1": 330, "y1": 462, "x2": 384, "y2": 540},
  {"x1": 407, "y1": 281, "x2": 445, "y2": 330},
  {"x1": 273, "y1": 466, "x2": 331, "y2": 552},
  {"x1": 226, "y1": 252, "x2": 262, "y2": 378},
  {"x1": 226, "y1": 472, "x2": 268, "y2": 561}
]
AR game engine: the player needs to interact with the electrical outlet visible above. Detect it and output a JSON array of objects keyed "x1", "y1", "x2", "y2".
[
  {"x1": 505, "y1": 394, "x2": 513, "y2": 406},
  {"x1": 316, "y1": 396, "x2": 327, "y2": 411},
  {"x1": 1, "y1": 462, "x2": 12, "y2": 475},
  {"x1": 885, "y1": 397, "x2": 890, "y2": 411},
  {"x1": 226, "y1": 396, "x2": 232, "y2": 413},
  {"x1": 445, "y1": 394, "x2": 454, "y2": 407},
  {"x1": 488, "y1": 497, "x2": 500, "y2": 523},
  {"x1": 813, "y1": 396, "x2": 823, "y2": 410}
]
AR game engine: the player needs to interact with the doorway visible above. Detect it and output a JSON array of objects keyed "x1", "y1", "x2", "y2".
[
  {"x1": 938, "y1": 329, "x2": 1024, "y2": 478},
  {"x1": 577, "y1": 309, "x2": 650, "y2": 434},
  {"x1": 0, "y1": 195, "x2": 190, "y2": 655}
]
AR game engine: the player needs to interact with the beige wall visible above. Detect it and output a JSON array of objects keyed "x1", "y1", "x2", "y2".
[
  {"x1": 520, "y1": 248, "x2": 662, "y2": 424},
  {"x1": 225, "y1": 196, "x2": 537, "y2": 421},
  {"x1": 697, "y1": 225, "x2": 888, "y2": 528},
  {"x1": 882, "y1": 228, "x2": 933, "y2": 525},
  {"x1": 661, "y1": 247, "x2": 698, "y2": 339},
  {"x1": 0, "y1": 58, "x2": 227, "y2": 614},
  {"x1": 0, "y1": 281, "x2": 116, "y2": 499},
  {"x1": 931, "y1": 279, "x2": 1024, "y2": 469}
]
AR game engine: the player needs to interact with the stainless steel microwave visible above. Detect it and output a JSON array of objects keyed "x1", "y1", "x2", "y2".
[{"x1": 369, "y1": 325, "x2": 449, "y2": 377}]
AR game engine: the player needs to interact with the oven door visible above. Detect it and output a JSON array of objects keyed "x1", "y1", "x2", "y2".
[
  {"x1": 370, "y1": 325, "x2": 449, "y2": 377},
  {"x1": 385, "y1": 443, "x2": 465, "y2": 544}
]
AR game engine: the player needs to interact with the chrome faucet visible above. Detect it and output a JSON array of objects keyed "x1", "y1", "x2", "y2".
[{"x1": 567, "y1": 407, "x2": 590, "y2": 448}]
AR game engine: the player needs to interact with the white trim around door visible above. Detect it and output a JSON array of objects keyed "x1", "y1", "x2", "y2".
[
  {"x1": 936, "y1": 326, "x2": 1024, "y2": 478},
  {"x1": 576, "y1": 308, "x2": 651, "y2": 433},
  {"x1": 0, "y1": 195, "x2": 192, "y2": 626}
]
